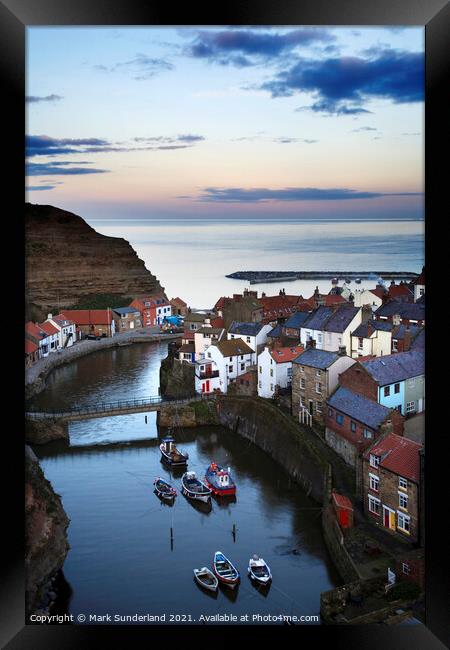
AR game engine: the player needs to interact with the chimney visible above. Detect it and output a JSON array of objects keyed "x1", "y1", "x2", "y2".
[
  {"x1": 338, "y1": 345, "x2": 347, "y2": 356},
  {"x1": 361, "y1": 304, "x2": 372, "y2": 324},
  {"x1": 47, "y1": 313, "x2": 52, "y2": 320},
  {"x1": 380, "y1": 418, "x2": 394, "y2": 436},
  {"x1": 392, "y1": 313, "x2": 401, "y2": 326},
  {"x1": 366, "y1": 321, "x2": 373, "y2": 337},
  {"x1": 262, "y1": 292, "x2": 266, "y2": 298},
  {"x1": 403, "y1": 326, "x2": 413, "y2": 351}
]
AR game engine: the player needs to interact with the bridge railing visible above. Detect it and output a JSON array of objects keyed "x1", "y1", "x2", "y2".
[{"x1": 25, "y1": 393, "x2": 215, "y2": 419}]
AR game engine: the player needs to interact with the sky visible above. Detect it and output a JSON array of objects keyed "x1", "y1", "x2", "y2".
[{"x1": 26, "y1": 26, "x2": 425, "y2": 221}]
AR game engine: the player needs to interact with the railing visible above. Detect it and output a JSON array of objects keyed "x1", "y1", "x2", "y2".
[
  {"x1": 196, "y1": 371, "x2": 220, "y2": 379},
  {"x1": 25, "y1": 393, "x2": 216, "y2": 419}
]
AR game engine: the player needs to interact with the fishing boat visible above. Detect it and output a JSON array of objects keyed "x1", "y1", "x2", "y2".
[
  {"x1": 355, "y1": 277, "x2": 362, "y2": 284},
  {"x1": 193, "y1": 567, "x2": 219, "y2": 592},
  {"x1": 248, "y1": 555, "x2": 272, "y2": 585},
  {"x1": 204, "y1": 462, "x2": 237, "y2": 496},
  {"x1": 153, "y1": 477, "x2": 177, "y2": 501},
  {"x1": 181, "y1": 471, "x2": 212, "y2": 503},
  {"x1": 213, "y1": 551, "x2": 240, "y2": 588},
  {"x1": 159, "y1": 436, "x2": 189, "y2": 467}
]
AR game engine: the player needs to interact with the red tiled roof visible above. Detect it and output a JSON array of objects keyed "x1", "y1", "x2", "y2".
[
  {"x1": 25, "y1": 321, "x2": 44, "y2": 339},
  {"x1": 332, "y1": 492, "x2": 353, "y2": 510},
  {"x1": 413, "y1": 268, "x2": 425, "y2": 285},
  {"x1": 323, "y1": 294, "x2": 346, "y2": 306},
  {"x1": 388, "y1": 284, "x2": 413, "y2": 300},
  {"x1": 25, "y1": 339, "x2": 38, "y2": 354},
  {"x1": 356, "y1": 354, "x2": 376, "y2": 362},
  {"x1": 211, "y1": 316, "x2": 225, "y2": 328},
  {"x1": 370, "y1": 288, "x2": 385, "y2": 299},
  {"x1": 364, "y1": 433, "x2": 422, "y2": 482},
  {"x1": 183, "y1": 330, "x2": 195, "y2": 341},
  {"x1": 214, "y1": 297, "x2": 227, "y2": 310},
  {"x1": 39, "y1": 321, "x2": 59, "y2": 336},
  {"x1": 171, "y1": 297, "x2": 187, "y2": 306},
  {"x1": 59, "y1": 310, "x2": 113, "y2": 325},
  {"x1": 52, "y1": 312, "x2": 75, "y2": 325},
  {"x1": 269, "y1": 345, "x2": 304, "y2": 363}
]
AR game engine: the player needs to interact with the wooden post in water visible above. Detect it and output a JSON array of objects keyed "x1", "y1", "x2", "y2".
[
  {"x1": 170, "y1": 527, "x2": 174, "y2": 551},
  {"x1": 145, "y1": 415, "x2": 148, "y2": 424},
  {"x1": 232, "y1": 524, "x2": 236, "y2": 542}
]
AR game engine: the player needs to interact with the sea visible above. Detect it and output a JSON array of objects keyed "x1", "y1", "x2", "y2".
[{"x1": 88, "y1": 217, "x2": 425, "y2": 309}]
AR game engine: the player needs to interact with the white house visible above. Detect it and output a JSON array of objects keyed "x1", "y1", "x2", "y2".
[
  {"x1": 300, "y1": 305, "x2": 362, "y2": 354},
  {"x1": 202, "y1": 338, "x2": 255, "y2": 394},
  {"x1": 194, "y1": 327, "x2": 226, "y2": 359},
  {"x1": 257, "y1": 345, "x2": 304, "y2": 399},
  {"x1": 350, "y1": 320, "x2": 393, "y2": 358},
  {"x1": 412, "y1": 268, "x2": 425, "y2": 302},
  {"x1": 227, "y1": 321, "x2": 272, "y2": 354},
  {"x1": 46, "y1": 313, "x2": 77, "y2": 349},
  {"x1": 155, "y1": 298, "x2": 172, "y2": 325},
  {"x1": 353, "y1": 287, "x2": 385, "y2": 310},
  {"x1": 194, "y1": 357, "x2": 221, "y2": 395}
]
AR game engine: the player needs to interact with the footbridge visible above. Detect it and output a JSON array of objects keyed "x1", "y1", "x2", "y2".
[{"x1": 26, "y1": 394, "x2": 215, "y2": 422}]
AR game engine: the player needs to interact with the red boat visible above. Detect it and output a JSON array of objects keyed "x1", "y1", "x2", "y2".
[{"x1": 204, "y1": 462, "x2": 236, "y2": 496}]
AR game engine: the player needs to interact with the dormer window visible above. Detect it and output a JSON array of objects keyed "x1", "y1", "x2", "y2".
[{"x1": 369, "y1": 454, "x2": 380, "y2": 468}]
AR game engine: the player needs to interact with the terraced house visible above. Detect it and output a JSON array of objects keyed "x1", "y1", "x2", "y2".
[
  {"x1": 338, "y1": 351, "x2": 425, "y2": 416},
  {"x1": 362, "y1": 433, "x2": 423, "y2": 543},
  {"x1": 300, "y1": 304, "x2": 362, "y2": 354}
]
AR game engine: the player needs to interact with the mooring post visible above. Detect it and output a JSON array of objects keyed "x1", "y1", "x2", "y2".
[
  {"x1": 145, "y1": 415, "x2": 148, "y2": 424},
  {"x1": 232, "y1": 524, "x2": 236, "y2": 542},
  {"x1": 170, "y1": 527, "x2": 174, "y2": 551}
]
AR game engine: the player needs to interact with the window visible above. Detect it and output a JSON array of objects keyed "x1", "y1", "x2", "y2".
[
  {"x1": 230, "y1": 334, "x2": 234, "y2": 338},
  {"x1": 300, "y1": 396, "x2": 306, "y2": 407},
  {"x1": 399, "y1": 476, "x2": 408, "y2": 491},
  {"x1": 207, "y1": 352, "x2": 211, "y2": 358},
  {"x1": 336, "y1": 413, "x2": 344, "y2": 425},
  {"x1": 402, "y1": 563, "x2": 411, "y2": 575},
  {"x1": 229, "y1": 365, "x2": 233, "y2": 373},
  {"x1": 287, "y1": 368, "x2": 292, "y2": 378},
  {"x1": 394, "y1": 383, "x2": 400, "y2": 394},
  {"x1": 406, "y1": 401, "x2": 416, "y2": 413},
  {"x1": 368, "y1": 495, "x2": 381, "y2": 515},
  {"x1": 316, "y1": 369, "x2": 322, "y2": 377},
  {"x1": 392, "y1": 339, "x2": 398, "y2": 351},
  {"x1": 350, "y1": 421, "x2": 356, "y2": 433},
  {"x1": 315, "y1": 382, "x2": 322, "y2": 394},
  {"x1": 240, "y1": 363, "x2": 245, "y2": 371},
  {"x1": 316, "y1": 401, "x2": 323, "y2": 413},
  {"x1": 200, "y1": 365, "x2": 204, "y2": 371},
  {"x1": 369, "y1": 454, "x2": 380, "y2": 468},
  {"x1": 259, "y1": 366, "x2": 262, "y2": 374},
  {"x1": 328, "y1": 408, "x2": 333, "y2": 417},
  {"x1": 369, "y1": 474, "x2": 379, "y2": 492},
  {"x1": 270, "y1": 384, "x2": 273, "y2": 391},
  {"x1": 270, "y1": 369, "x2": 273, "y2": 377},
  {"x1": 384, "y1": 386, "x2": 390, "y2": 397},
  {"x1": 246, "y1": 336, "x2": 251, "y2": 343},
  {"x1": 398, "y1": 493, "x2": 408, "y2": 510},
  {"x1": 258, "y1": 381, "x2": 262, "y2": 388},
  {"x1": 358, "y1": 337, "x2": 364, "y2": 349},
  {"x1": 317, "y1": 333, "x2": 322, "y2": 343},
  {"x1": 363, "y1": 429, "x2": 373, "y2": 439},
  {"x1": 397, "y1": 512, "x2": 410, "y2": 534},
  {"x1": 300, "y1": 378, "x2": 306, "y2": 389},
  {"x1": 300, "y1": 366, "x2": 305, "y2": 373}
]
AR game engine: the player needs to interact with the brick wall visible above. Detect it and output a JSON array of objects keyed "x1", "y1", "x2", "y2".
[
  {"x1": 338, "y1": 363, "x2": 378, "y2": 401},
  {"x1": 292, "y1": 363, "x2": 328, "y2": 425}
]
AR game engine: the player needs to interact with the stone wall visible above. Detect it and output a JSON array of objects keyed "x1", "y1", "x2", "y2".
[
  {"x1": 321, "y1": 504, "x2": 361, "y2": 583},
  {"x1": 158, "y1": 399, "x2": 219, "y2": 428},
  {"x1": 159, "y1": 352, "x2": 195, "y2": 399},
  {"x1": 291, "y1": 363, "x2": 327, "y2": 427}
]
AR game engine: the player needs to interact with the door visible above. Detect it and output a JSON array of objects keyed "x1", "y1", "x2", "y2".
[
  {"x1": 309, "y1": 400, "x2": 314, "y2": 415},
  {"x1": 383, "y1": 506, "x2": 396, "y2": 531},
  {"x1": 202, "y1": 380, "x2": 210, "y2": 393}
]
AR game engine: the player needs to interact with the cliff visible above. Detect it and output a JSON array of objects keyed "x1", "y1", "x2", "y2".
[
  {"x1": 25, "y1": 446, "x2": 70, "y2": 616},
  {"x1": 25, "y1": 203, "x2": 164, "y2": 321}
]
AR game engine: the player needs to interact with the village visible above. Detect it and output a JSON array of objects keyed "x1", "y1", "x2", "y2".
[{"x1": 25, "y1": 268, "x2": 425, "y2": 623}]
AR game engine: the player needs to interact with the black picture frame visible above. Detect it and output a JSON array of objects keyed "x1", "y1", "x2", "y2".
[{"x1": 2, "y1": 1, "x2": 448, "y2": 648}]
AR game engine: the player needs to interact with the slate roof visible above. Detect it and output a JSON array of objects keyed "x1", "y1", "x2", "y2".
[
  {"x1": 324, "y1": 305, "x2": 360, "y2": 333},
  {"x1": 302, "y1": 306, "x2": 334, "y2": 331},
  {"x1": 328, "y1": 387, "x2": 392, "y2": 429},
  {"x1": 284, "y1": 311, "x2": 311, "y2": 329},
  {"x1": 364, "y1": 433, "x2": 422, "y2": 482},
  {"x1": 267, "y1": 324, "x2": 282, "y2": 338},
  {"x1": 361, "y1": 350, "x2": 425, "y2": 385},
  {"x1": 228, "y1": 321, "x2": 265, "y2": 336},
  {"x1": 112, "y1": 307, "x2": 141, "y2": 316},
  {"x1": 391, "y1": 324, "x2": 423, "y2": 341},
  {"x1": 292, "y1": 348, "x2": 340, "y2": 369},
  {"x1": 410, "y1": 329, "x2": 425, "y2": 350},
  {"x1": 374, "y1": 301, "x2": 425, "y2": 321},
  {"x1": 352, "y1": 320, "x2": 392, "y2": 337}
]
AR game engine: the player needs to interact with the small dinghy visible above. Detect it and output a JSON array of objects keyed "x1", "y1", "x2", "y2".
[
  {"x1": 248, "y1": 555, "x2": 272, "y2": 585},
  {"x1": 181, "y1": 471, "x2": 212, "y2": 503},
  {"x1": 204, "y1": 462, "x2": 236, "y2": 497},
  {"x1": 213, "y1": 551, "x2": 240, "y2": 588},
  {"x1": 153, "y1": 477, "x2": 177, "y2": 501},
  {"x1": 193, "y1": 567, "x2": 218, "y2": 592},
  {"x1": 160, "y1": 436, "x2": 189, "y2": 467}
]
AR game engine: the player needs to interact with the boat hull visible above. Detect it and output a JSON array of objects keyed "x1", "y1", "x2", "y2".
[
  {"x1": 204, "y1": 478, "x2": 236, "y2": 497},
  {"x1": 182, "y1": 486, "x2": 210, "y2": 503},
  {"x1": 159, "y1": 445, "x2": 188, "y2": 467},
  {"x1": 213, "y1": 552, "x2": 240, "y2": 588},
  {"x1": 193, "y1": 569, "x2": 218, "y2": 592}
]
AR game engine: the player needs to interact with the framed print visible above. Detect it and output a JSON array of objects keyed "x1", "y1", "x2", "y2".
[{"x1": 1, "y1": 0, "x2": 448, "y2": 648}]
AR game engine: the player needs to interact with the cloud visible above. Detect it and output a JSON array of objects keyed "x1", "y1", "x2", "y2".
[
  {"x1": 274, "y1": 137, "x2": 318, "y2": 144},
  {"x1": 26, "y1": 94, "x2": 63, "y2": 103},
  {"x1": 350, "y1": 126, "x2": 378, "y2": 132},
  {"x1": 261, "y1": 48, "x2": 424, "y2": 114},
  {"x1": 26, "y1": 162, "x2": 109, "y2": 176},
  {"x1": 183, "y1": 28, "x2": 335, "y2": 66},
  {"x1": 95, "y1": 53, "x2": 173, "y2": 80},
  {"x1": 26, "y1": 185, "x2": 58, "y2": 191},
  {"x1": 190, "y1": 186, "x2": 422, "y2": 203},
  {"x1": 26, "y1": 134, "x2": 205, "y2": 157}
]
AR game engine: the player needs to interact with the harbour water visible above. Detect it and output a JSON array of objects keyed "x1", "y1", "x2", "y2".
[{"x1": 31, "y1": 343, "x2": 340, "y2": 624}]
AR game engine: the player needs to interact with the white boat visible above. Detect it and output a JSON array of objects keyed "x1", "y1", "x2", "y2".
[
  {"x1": 248, "y1": 555, "x2": 272, "y2": 585},
  {"x1": 181, "y1": 471, "x2": 212, "y2": 503},
  {"x1": 193, "y1": 567, "x2": 219, "y2": 592},
  {"x1": 160, "y1": 436, "x2": 189, "y2": 467}
]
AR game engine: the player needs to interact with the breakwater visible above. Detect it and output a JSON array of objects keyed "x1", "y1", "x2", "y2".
[{"x1": 226, "y1": 270, "x2": 418, "y2": 283}]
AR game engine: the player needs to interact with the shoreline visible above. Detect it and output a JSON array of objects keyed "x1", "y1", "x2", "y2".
[{"x1": 25, "y1": 328, "x2": 181, "y2": 400}]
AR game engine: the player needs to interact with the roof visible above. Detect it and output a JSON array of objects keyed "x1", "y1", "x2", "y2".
[
  {"x1": 374, "y1": 301, "x2": 425, "y2": 322},
  {"x1": 51, "y1": 313, "x2": 75, "y2": 326},
  {"x1": 196, "y1": 327, "x2": 225, "y2": 335},
  {"x1": 413, "y1": 268, "x2": 425, "y2": 285},
  {"x1": 267, "y1": 324, "x2": 282, "y2": 338},
  {"x1": 25, "y1": 321, "x2": 45, "y2": 340},
  {"x1": 324, "y1": 305, "x2": 360, "y2": 333},
  {"x1": 112, "y1": 307, "x2": 141, "y2": 316},
  {"x1": 170, "y1": 297, "x2": 187, "y2": 306},
  {"x1": 361, "y1": 350, "x2": 425, "y2": 385},
  {"x1": 59, "y1": 310, "x2": 113, "y2": 325},
  {"x1": 370, "y1": 287, "x2": 386, "y2": 299},
  {"x1": 182, "y1": 330, "x2": 195, "y2": 341},
  {"x1": 352, "y1": 320, "x2": 393, "y2": 337},
  {"x1": 391, "y1": 324, "x2": 423, "y2": 341},
  {"x1": 328, "y1": 386, "x2": 393, "y2": 429},
  {"x1": 410, "y1": 329, "x2": 425, "y2": 350},
  {"x1": 210, "y1": 316, "x2": 225, "y2": 328},
  {"x1": 364, "y1": 433, "x2": 422, "y2": 482},
  {"x1": 388, "y1": 283, "x2": 414, "y2": 301},
  {"x1": 323, "y1": 294, "x2": 347, "y2": 306},
  {"x1": 292, "y1": 348, "x2": 340, "y2": 369},
  {"x1": 25, "y1": 339, "x2": 38, "y2": 354},
  {"x1": 39, "y1": 321, "x2": 59, "y2": 336},
  {"x1": 269, "y1": 346, "x2": 304, "y2": 363},
  {"x1": 228, "y1": 321, "x2": 265, "y2": 336},
  {"x1": 284, "y1": 311, "x2": 311, "y2": 329},
  {"x1": 178, "y1": 343, "x2": 195, "y2": 353},
  {"x1": 131, "y1": 295, "x2": 169, "y2": 308},
  {"x1": 184, "y1": 312, "x2": 211, "y2": 322},
  {"x1": 302, "y1": 306, "x2": 334, "y2": 331},
  {"x1": 215, "y1": 338, "x2": 254, "y2": 357}
]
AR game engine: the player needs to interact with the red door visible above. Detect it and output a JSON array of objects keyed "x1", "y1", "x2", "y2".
[
  {"x1": 202, "y1": 380, "x2": 210, "y2": 393},
  {"x1": 340, "y1": 510, "x2": 349, "y2": 528},
  {"x1": 384, "y1": 509, "x2": 389, "y2": 527}
]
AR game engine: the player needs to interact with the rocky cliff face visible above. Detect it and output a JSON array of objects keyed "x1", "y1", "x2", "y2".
[
  {"x1": 25, "y1": 446, "x2": 70, "y2": 616},
  {"x1": 25, "y1": 203, "x2": 164, "y2": 320}
]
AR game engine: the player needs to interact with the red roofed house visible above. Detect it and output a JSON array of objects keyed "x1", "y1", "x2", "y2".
[
  {"x1": 412, "y1": 267, "x2": 425, "y2": 303},
  {"x1": 387, "y1": 281, "x2": 414, "y2": 303},
  {"x1": 362, "y1": 433, "x2": 423, "y2": 543},
  {"x1": 129, "y1": 295, "x2": 171, "y2": 327},
  {"x1": 57, "y1": 310, "x2": 115, "y2": 338},
  {"x1": 170, "y1": 297, "x2": 188, "y2": 317},
  {"x1": 260, "y1": 293, "x2": 311, "y2": 325},
  {"x1": 25, "y1": 320, "x2": 58, "y2": 358},
  {"x1": 257, "y1": 345, "x2": 304, "y2": 398},
  {"x1": 25, "y1": 338, "x2": 39, "y2": 368},
  {"x1": 46, "y1": 313, "x2": 77, "y2": 348}
]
